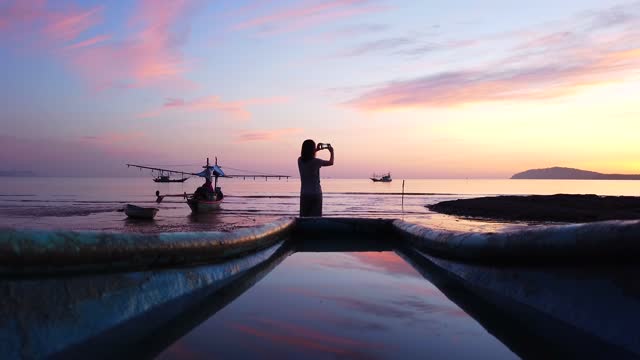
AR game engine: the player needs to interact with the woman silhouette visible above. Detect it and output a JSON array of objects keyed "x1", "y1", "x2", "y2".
[{"x1": 298, "y1": 139, "x2": 334, "y2": 217}]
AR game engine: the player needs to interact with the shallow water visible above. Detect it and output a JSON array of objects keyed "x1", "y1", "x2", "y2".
[
  {"x1": 1, "y1": 177, "x2": 638, "y2": 233},
  {"x1": 157, "y1": 251, "x2": 517, "y2": 359}
]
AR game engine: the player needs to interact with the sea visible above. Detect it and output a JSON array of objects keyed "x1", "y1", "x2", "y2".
[
  {"x1": 3, "y1": 177, "x2": 638, "y2": 359},
  {"x1": 1, "y1": 176, "x2": 638, "y2": 233}
]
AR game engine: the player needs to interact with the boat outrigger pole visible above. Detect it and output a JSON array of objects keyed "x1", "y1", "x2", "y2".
[
  {"x1": 127, "y1": 157, "x2": 290, "y2": 211},
  {"x1": 126, "y1": 158, "x2": 290, "y2": 181}
]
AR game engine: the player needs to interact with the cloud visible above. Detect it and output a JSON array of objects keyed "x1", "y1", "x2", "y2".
[
  {"x1": 341, "y1": 37, "x2": 415, "y2": 56},
  {"x1": 64, "y1": 35, "x2": 111, "y2": 50},
  {"x1": 1, "y1": 1, "x2": 204, "y2": 90},
  {"x1": 306, "y1": 23, "x2": 389, "y2": 43},
  {"x1": 138, "y1": 95, "x2": 289, "y2": 120},
  {"x1": 337, "y1": 23, "x2": 389, "y2": 35},
  {"x1": 67, "y1": 0, "x2": 202, "y2": 89},
  {"x1": 44, "y1": 6, "x2": 103, "y2": 42},
  {"x1": 0, "y1": 1, "x2": 103, "y2": 46},
  {"x1": 235, "y1": 128, "x2": 303, "y2": 142},
  {"x1": 346, "y1": 2, "x2": 640, "y2": 110},
  {"x1": 586, "y1": 2, "x2": 640, "y2": 29},
  {"x1": 230, "y1": 0, "x2": 387, "y2": 35},
  {"x1": 337, "y1": 31, "x2": 478, "y2": 58}
]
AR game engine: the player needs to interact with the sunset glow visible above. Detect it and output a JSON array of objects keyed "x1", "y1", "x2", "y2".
[{"x1": 2, "y1": 0, "x2": 639, "y2": 178}]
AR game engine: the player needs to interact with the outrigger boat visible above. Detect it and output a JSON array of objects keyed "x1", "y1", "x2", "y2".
[
  {"x1": 371, "y1": 172, "x2": 392, "y2": 182},
  {"x1": 127, "y1": 158, "x2": 289, "y2": 213}
]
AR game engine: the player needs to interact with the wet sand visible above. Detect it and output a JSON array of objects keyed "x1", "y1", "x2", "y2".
[{"x1": 427, "y1": 194, "x2": 640, "y2": 222}]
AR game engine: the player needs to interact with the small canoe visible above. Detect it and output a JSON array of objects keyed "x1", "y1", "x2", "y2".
[{"x1": 124, "y1": 204, "x2": 159, "y2": 220}]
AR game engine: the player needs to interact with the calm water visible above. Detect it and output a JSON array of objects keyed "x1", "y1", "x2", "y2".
[
  {"x1": 3, "y1": 178, "x2": 637, "y2": 358},
  {"x1": 157, "y1": 251, "x2": 517, "y2": 360},
  {"x1": 1, "y1": 177, "x2": 639, "y2": 232}
]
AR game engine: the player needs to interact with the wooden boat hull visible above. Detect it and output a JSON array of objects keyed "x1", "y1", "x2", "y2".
[
  {"x1": 187, "y1": 198, "x2": 222, "y2": 212},
  {"x1": 124, "y1": 204, "x2": 159, "y2": 220},
  {"x1": 370, "y1": 178, "x2": 392, "y2": 182}
]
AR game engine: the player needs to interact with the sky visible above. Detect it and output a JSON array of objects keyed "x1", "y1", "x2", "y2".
[{"x1": 1, "y1": 0, "x2": 639, "y2": 178}]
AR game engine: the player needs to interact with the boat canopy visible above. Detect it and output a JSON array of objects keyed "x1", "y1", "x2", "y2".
[{"x1": 196, "y1": 165, "x2": 225, "y2": 178}]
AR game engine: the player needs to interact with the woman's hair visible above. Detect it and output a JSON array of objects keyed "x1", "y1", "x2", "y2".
[{"x1": 300, "y1": 139, "x2": 316, "y2": 163}]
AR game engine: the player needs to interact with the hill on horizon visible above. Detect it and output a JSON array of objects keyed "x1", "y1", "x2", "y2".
[{"x1": 511, "y1": 167, "x2": 640, "y2": 180}]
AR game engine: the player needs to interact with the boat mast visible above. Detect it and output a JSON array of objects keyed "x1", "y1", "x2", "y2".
[
  {"x1": 203, "y1": 157, "x2": 220, "y2": 189},
  {"x1": 214, "y1": 157, "x2": 219, "y2": 189}
]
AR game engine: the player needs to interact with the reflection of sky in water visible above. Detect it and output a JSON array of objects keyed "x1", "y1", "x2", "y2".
[{"x1": 159, "y1": 252, "x2": 516, "y2": 359}]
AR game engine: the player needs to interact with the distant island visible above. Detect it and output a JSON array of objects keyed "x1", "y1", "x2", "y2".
[
  {"x1": 0, "y1": 170, "x2": 37, "y2": 177},
  {"x1": 511, "y1": 167, "x2": 640, "y2": 180}
]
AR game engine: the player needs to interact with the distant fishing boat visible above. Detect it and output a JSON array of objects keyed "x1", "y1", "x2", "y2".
[
  {"x1": 153, "y1": 175, "x2": 188, "y2": 183},
  {"x1": 371, "y1": 172, "x2": 392, "y2": 182},
  {"x1": 124, "y1": 204, "x2": 159, "y2": 220}
]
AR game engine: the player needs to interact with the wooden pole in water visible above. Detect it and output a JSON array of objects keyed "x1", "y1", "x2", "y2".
[{"x1": 402, "y1": 179, "x2": 405, "y2": 216}]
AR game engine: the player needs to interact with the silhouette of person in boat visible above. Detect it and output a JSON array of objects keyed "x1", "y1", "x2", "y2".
[
  {"x1": 298, "y1": 139, "x2": 334, "y2": 217},
  {"x1": 194, "y1": 178, "x2": 215, "y2": 200}
]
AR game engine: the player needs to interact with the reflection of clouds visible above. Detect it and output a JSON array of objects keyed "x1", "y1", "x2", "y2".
[
  {"x1": 282, "y1": 286, "x2": 466, "y2": 321},
  {"x1": 286, "y1": 253, "x2": 382, "y2": 273},
  {"x1": 390, "y1": 296, "x2": 468, "y2": 318},
  {"x1": 320, "y1": 295, "x2": 415, "y2": 318},
  {"x1": 388, "y1": 282, "x2": 444, "y2": 298},
  {"x1": 348, "y1": 252, "x2": 422, "y2": 278},
  {"x1": 290, "y1": 251, "x2": 422, "y2": 278},
  {"x1": 303, "y1": 309, "x2": 389, "y2": 332},
  {"x1": 229, "y1": 318, "x2": 381, "y2": 359},
  {"x1": 255, "y1": 318, "x2": 375, "y2": 347}
]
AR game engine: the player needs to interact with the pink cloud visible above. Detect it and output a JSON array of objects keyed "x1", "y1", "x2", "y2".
[
  {"x1": 67, "y1": 0, "x2": 201, "y2": 90},
  {"x1": 348, "y1": 48, "x2": 640, "y2": 111},
  {"x1": 235, "y1": 127, "x2": 303, "y2": 142},
  {"x1": 44, "y1": 5, "x2": 103, "y2": 42},
  {"x1": 0, "y1": 1, "x2": 103, "y2": 46},
  {"x1": 346, "y1": 3, "x2": 640, "y2": 110},
  {"x1": 64, "y1": 34, "x2": 111, "y2": 50},
  {"x1": 230, "y1": 0, "x2": 386, "y2": 34},
  {"x1": 138, "y1": 95, "x2": 289, "y2": 120},
  {"x1": 1, "y1": 1, "x2": 203, "y2": 90}
]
